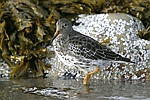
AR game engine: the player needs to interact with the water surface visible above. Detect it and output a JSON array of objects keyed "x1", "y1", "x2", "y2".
[{"x1": 0, "y1": 77, "x2": 150, "y2": 100}]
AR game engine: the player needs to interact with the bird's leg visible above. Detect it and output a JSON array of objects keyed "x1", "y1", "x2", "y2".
[{"x1": 83, "y1": 67, "x2": 100, "y2": 85}]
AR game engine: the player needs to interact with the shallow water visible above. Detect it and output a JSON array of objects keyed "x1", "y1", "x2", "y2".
[{"x1": 0, "y1": 77, "x2": 150, "y2": 100}]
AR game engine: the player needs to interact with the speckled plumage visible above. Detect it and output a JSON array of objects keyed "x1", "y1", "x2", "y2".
[{"x1": 51, "y1": 18, "x2": 134, "y2": 73}]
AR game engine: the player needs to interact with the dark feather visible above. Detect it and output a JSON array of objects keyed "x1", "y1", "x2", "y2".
[{"x1": 64, "y1": 31, "x2": 133, "y2": 63}]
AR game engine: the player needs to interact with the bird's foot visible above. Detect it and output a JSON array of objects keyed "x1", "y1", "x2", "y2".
[{"x1": 83, "y1": 67, "x2": 100, "y2": 85}]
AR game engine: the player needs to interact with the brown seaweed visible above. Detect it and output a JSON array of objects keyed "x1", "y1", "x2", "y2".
[{"x1": 0, "y1": 0, "x2": 54, "y2": 78}]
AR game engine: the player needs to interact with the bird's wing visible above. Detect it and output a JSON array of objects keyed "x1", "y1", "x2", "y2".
[{"x1": 66, "y1": 31, "x2": 123, "y2": 61}]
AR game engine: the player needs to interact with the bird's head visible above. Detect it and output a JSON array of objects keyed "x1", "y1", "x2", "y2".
[{"x1": 50, "y1": 18, "x2": 73, "y2": 44}]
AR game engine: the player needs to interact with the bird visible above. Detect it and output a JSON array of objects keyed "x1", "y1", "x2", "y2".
[{"x1": 50, "y1": 18, "x2": 134, "y2": 85}]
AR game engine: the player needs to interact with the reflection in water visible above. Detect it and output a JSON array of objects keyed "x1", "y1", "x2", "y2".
[{"x1": 0, "y1": 77, "x2": 150, "y2": 100}]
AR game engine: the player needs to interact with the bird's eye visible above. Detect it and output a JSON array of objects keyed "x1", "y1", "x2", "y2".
[{"x1": 63, "y1": 23, "x2": 68, "y2": 27}]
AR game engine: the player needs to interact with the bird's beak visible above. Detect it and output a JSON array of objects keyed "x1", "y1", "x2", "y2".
[{"x1": 49, "y1": 26, "x2": 60, "y2": 45}]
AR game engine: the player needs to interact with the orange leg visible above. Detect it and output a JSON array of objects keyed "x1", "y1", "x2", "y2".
[{"x1": 83, "y1": 67, "x2": 100, "y2": 85}]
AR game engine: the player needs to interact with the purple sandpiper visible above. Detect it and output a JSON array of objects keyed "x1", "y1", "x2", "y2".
[{"x1": 50, "y1": 18, "x2": 134, "y2": 85}]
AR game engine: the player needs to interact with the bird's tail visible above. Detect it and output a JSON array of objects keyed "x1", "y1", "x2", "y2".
[{"x1": 118, "y1": 55, "x2": 135, "y2": 63}]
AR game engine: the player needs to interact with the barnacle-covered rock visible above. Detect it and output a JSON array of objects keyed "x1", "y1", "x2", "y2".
[
  {"x1": 47, "y1": 13, "x2": 150, "y2": 80},
  {"x1": 102, "y1": 0, "x2": 150, "y2": 27}
]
